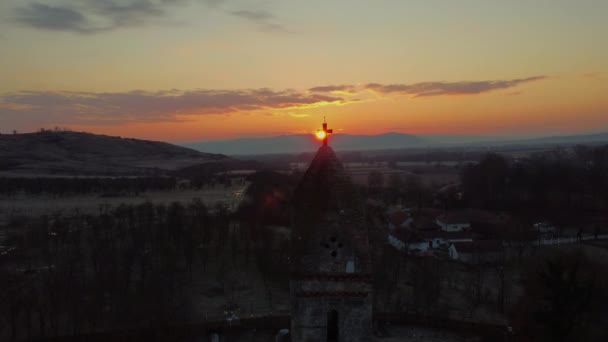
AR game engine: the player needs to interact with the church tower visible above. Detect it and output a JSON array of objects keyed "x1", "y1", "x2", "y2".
[{"x1": 290, "y1": 120, "x2": 373, "y2": 342}]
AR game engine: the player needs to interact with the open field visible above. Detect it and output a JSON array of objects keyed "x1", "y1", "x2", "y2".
[
  {"x1": 0, "y1": 184, "x2": 248, "y2": 223},
  {"x1": 185, "y1": 252, "x2": 290, "y2": 321},
  {"x1": 292, "y1": 161, "x2": 461, "y2": 187},
  {"x1": 349, "y1": 165, "x2": 460, "y2": 187}
]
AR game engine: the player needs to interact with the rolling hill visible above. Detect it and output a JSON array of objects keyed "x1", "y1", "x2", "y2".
[{"x1": 0, "y1": 130, "x2": 226, "y2": 176}]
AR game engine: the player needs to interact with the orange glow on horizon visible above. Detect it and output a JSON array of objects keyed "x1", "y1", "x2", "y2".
[{"x1": 60, "y1": 75, "x2": 608, "y2": 142}]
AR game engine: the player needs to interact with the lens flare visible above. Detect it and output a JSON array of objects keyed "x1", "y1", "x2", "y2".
[{"x1": 316, "y1": 130, "x2": 326, "y2": 140}]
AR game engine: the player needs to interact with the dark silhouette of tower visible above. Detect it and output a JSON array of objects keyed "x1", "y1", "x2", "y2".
[{"x1": 289, "y1": 120, "x2": 373, "y2": 342}]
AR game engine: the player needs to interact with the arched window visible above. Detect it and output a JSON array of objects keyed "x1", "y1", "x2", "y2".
[{"x1": 327, "y1": 310, "x2": 339, "y2": 341}]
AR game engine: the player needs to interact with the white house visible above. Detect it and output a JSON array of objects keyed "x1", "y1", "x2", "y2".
[
  {"x1": 418, "y1": 230, "x2": 474, "y2": 249},
  {"x1": 436, "y1": 212, "x2": 472, "y2": 232},
  {"x1": 449, "y1": 240, "x2": 504, "y2": 264},
  {"x1": 533, "y1": 222, "x2": 557, "y2": 235},
  {"x1": 388, "y1": 229, "x2": 429, "y2": 253},
  {"x1": 389, "y1": 228, "x2": 474, "y2": 254}
]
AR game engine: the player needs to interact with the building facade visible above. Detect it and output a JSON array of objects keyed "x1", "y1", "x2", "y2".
[{"x1": 290, "y1": 144, "x2": 373, "y2": 342}]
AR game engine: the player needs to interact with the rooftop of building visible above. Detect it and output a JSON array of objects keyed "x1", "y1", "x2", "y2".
[{"x1": 291, "y1": 143, "x2": 370, "y2": 273}]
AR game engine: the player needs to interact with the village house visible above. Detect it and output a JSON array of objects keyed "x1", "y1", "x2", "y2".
[
  {"x1": 436, "y1": 209, "x2": 506, "y2": 234},
  {"x1": 388, "y1": 228, "x2": 430, "y2": 254},
  {"x1": 417, "y1": 230, "x2": 474, "y2": 249},
  {"x1": 387, "y1": 209, "x2": 414, "y2": 230},
  {"x1": 388, "y1": 228, "x2": 474, "y2": 255},
  {"x1": 412, "y1": 216, "x2": 440, "y2": 231},
  {"x1": 436, "y1": 212, "x2": 471, "y2": 232},
  {"x1": 533, "y1": 221, "x2": 558, "y2": 236},
  {"x1": 449, "y1": 240, "x2": 504, "y2": 264}
]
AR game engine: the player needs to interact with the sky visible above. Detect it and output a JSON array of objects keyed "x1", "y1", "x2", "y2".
[{"x1": 1, "y1": 0, "x2": 607, "y2": 143}]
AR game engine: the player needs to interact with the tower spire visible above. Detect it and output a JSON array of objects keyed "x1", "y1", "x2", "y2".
[{"x1": 318, "y1": 118, "x2": 333, "y2": 146}]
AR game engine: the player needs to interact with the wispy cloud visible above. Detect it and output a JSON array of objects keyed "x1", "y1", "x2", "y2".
[
  {"x1": 580, "y1": 72, "x2": 599, "y2": 79},
  {"x1": 309, "y1": 85, "x2": 358, "y2": 94},
  {"x1": 307, "y1": 76, "x2": 547, "y2": 98},
  {"x1": 288, "y1": 113, "x2": 311, "y2": 118},
  {"x1": 228, "y1": 8, "x2": 287, "y2": 32},
  {"x1": 15, "y1": 3, "x2": 95, "y2": 33},
  {"x1": 364, "y1": 76, "x2": 547, "y2": 97},
  {"x1": 1, "y1": 75, "x2": 547, "y2": 126},
  {"x1": 230, "y1": 9, "x2": 272, "y2": 21},
  {"x1": 12, "y1": 0, "x2": 288, "y2": 34},
  {"x1": 0, "y1": 88, "x2": 348, "y2": 124},
  {"x1": 13, "y1": 0, "x2": 186, "y2": 33}
]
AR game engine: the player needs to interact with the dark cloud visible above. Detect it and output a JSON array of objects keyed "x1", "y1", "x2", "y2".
[
  {"x1": 0, "y1": 88, "x2": 346, "y2": 124},
  {"x1": 228, "y1": 9, "x2": 287, "y2": 32},
  {"x1": 309, "y1": 85, "x2": 358, "y2": 94},
  {"x1": 230, "y1": 9, "x2": 272, "y2": 21},
  {"x1": 12, "y1": 0, "x2": 288, "y2": 33},
  {"x1": 365, "y1": 76, "x2": 547, "y2": 97},
  {"x1": 15, "y1": 3, "x2": 93, "y2": 33},
  {"x1": 13, "y1": 0, "x2": 181, "y2": 33},
  {"x1": 93, "y1": 0, "x2": 166, "y2": 27}
]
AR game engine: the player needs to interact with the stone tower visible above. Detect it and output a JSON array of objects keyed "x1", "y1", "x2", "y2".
[{"x1": 290, "y1": 121, "x2": 373, "y2": 342}]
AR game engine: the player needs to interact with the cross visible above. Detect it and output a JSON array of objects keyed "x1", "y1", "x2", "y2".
[{"x1": 319, "y1": 116, "x2": 333, "y2": 146}]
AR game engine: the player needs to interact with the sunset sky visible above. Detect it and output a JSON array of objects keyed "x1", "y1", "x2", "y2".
[{"x1": 1, "y1": 0, "x2": 607, "y2": 143}]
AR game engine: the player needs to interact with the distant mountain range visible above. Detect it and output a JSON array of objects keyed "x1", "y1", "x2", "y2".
[
  {"x1": 0, "y1": 131, "x2": 226, "y2": 176},
  {"x1": 3, "y1": 130, "x2": 606, "y2": 176},
  {"x1": 183, "y1": 132, "x2": 608, "y2": 155},
  {"x1": 508, "y1": 132, "x2": 608, "y2": 145},
  {"x1": 183, "y1": 133, "x2": 424, "y2": 155}
]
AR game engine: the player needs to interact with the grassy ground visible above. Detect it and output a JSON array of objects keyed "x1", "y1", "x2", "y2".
[
  {"x1": 184, "y1": 250, "x2": 289, "y2": 322},
  {"x1": 0, "y1": 184, "x2": 248, "y2": 224},
  {"x1": 376, "y1": 326, "x2": 476, "y2": 341},
  {"x1": 347, "y1": 165, "x2": 459, "y2": 187}
]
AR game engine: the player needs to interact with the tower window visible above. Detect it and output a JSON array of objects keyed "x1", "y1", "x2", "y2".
[
  {"x1": 327, "y1": 310, "x2": 339, "y2": 341},
  {"x1": 324, "y1": 236, "x2": 343, "y2": 259}
]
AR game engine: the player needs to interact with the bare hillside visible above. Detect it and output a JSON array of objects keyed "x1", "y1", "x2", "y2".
[{"x1": 0, "y1": 131, "x2": 226, "y2": 176}]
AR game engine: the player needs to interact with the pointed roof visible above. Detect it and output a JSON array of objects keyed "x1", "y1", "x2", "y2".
[
  {"x1": 291, "y1": 145, "x2": 370, "y2": 273},
  {"x1": 292, "y1": 145, "x2": 364, "y2": 220}
]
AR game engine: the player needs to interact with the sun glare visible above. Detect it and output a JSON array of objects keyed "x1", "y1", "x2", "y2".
[{"x1": 315, "y1": 130, "x2": 326, "y2": 140}]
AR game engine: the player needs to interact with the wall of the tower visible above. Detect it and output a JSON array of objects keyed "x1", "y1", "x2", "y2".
[
  {"x1": 292, "y1": 219, "x2": 371, "y2": 274},
  {"x1": 290, "y1": 288, "x2": 372, "y2": 342},
  {"x1": 289, "y1": 145, "x2": 373, "y2": 341},
  {"x1": 290, "y1": 228, "x2": 372, "y2": 342}
]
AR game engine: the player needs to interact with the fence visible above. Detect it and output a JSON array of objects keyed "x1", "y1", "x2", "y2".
[{"x1": 536, "y1": 233, "x2": 608, "y2": 246}]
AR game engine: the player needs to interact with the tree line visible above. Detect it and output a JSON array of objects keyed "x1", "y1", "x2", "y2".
[
  {"x1": 0, "y1": 177, "x2": 178, "y2": 197},
  {"x1": 460, "y1": 145, "x2": 608, "y2": 218},
  {"x1": 1, "y1": 168, "x2": 298, "y2": 341}
]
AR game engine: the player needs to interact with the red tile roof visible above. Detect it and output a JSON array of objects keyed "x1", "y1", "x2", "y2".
[{"x1": 389, "y1": 210, "x2": 412, "y2": 227}]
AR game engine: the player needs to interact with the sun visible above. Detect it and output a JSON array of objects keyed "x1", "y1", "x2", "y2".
[{"x1": 315, "y1": 130, "x2": 326, "y2": 140}]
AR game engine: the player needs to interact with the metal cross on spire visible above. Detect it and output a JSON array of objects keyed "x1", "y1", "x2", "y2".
[{"x1": 318, "y1": 116, "x2": 333, "y2": 146}]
